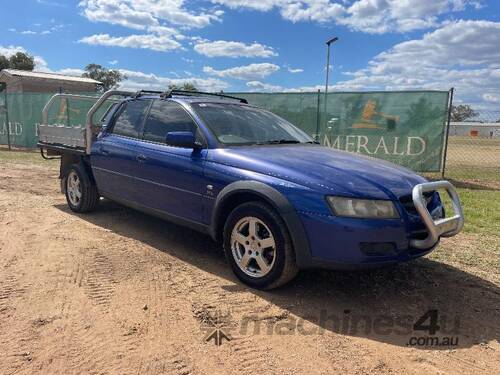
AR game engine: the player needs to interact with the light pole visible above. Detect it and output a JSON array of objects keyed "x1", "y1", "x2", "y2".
[{"x1": 322, "y1": 37, "x2": 338, "y2": 142}]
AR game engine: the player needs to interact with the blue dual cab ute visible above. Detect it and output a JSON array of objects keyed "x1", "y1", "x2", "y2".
[{"x1": 38, "y1": 90, "x2": 465, "y2": 289}]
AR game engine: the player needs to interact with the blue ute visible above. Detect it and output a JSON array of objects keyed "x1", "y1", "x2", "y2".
[{"x1": 38, "y1": 90, "x2": 465, "y2": 289}]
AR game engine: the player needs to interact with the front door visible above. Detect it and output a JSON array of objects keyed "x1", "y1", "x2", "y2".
[{"x1": 133, "y1": 99, "x2": 208, "y2": 224}]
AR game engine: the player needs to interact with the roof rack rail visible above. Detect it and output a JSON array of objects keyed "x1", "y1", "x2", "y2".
[
  {"x1": 160, "y1": 89, "x2": 248, "y2": 104},
  {"x1": 132, "y1": 90, "x2": 164, "y2": 99}
]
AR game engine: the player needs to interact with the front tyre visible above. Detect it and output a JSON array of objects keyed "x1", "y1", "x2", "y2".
[
  {"x1": 223, "y1": 201, "x2": 298, "y2": 290},
  {"x1": 63, "y1": 164, "x2": 99, "y2": 213}
]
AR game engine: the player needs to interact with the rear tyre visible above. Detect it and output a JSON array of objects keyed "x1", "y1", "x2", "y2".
[
  {"x1": 223, "y1": 201, "x2": 298, "y2": 290},
  {"x1": 64, "y1": 164, "x2": 99, "y2": 213}
]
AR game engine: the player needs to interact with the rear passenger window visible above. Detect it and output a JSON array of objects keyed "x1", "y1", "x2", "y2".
[
  {"x1": 143, "y1": 100, "x2": 198, "y2": 143},
  {"x1": 112, "y1": 100, "x2": 150, "y2": 138}
]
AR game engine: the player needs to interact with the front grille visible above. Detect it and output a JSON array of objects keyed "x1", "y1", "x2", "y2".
[
  {"x1": 399, "y1": 191, "x2": 434, "y2": 215},
  {"x1": 400, "y1": 191, "x2": 436, "y2": 244},
  {"x1": 409, "y1": 229, "x2": 429, "y2": 240}
]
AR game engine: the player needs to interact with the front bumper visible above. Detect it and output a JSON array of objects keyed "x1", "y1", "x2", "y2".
[
  {"x1": 410, "y1": 181, "x2": 464, "y2": 249},
  {"x1": 296, "y1": 181, "x2": 464, "y2": 269}
]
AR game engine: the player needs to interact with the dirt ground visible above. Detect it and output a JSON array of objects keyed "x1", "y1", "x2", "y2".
[{"x1": 0, "y1": 161, "x2": 499, "y2": 375}]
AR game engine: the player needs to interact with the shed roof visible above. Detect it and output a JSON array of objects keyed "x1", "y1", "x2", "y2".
[{"x1": 0, "y1": 69, "x2": 102, "y2": 84}]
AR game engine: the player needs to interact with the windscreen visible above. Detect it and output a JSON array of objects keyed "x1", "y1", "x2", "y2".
[{"x1": 192, "y1": 102, "x2": 314, "y2": 146}]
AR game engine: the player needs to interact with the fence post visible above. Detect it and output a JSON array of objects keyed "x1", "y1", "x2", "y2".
[
  {"x1": 66, "y1": 97, "x2": 70, "y2": 127},
  {"x1": 441, "y1": 87, "x2": 454, "y2": 179},
  {"x1": 1, "y1": 85, "x2": 11, "y2": 150},
  {"x1": 315, "y1": 89, "x2": 321, "y2": 142}
]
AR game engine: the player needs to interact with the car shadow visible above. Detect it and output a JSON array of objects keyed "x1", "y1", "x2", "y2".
[{"x1": 54, "y1": 200, "x2": 500, "y2": 350}]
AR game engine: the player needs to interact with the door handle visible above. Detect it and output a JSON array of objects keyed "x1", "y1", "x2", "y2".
[{"x1": 137, "y1": 154, "x2": 147, "y2": 162}]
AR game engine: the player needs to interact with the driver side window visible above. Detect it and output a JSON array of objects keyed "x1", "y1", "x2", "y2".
[{"x1": 142, "y1": 100, "x2": 201, "y2": 144}]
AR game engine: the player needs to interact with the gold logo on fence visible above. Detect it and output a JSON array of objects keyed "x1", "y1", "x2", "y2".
[{"x1": 353, "y1": 100, "x2": 399, "y2": 131}]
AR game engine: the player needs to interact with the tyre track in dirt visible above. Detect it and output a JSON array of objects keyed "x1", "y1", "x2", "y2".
[{"x1": 137, "y1": 270, "x2": 197, "y2": 375}]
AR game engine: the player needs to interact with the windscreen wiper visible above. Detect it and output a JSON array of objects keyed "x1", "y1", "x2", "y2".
[{"x1": 258, "y1": 139, "x2": 302, "y2": 145}]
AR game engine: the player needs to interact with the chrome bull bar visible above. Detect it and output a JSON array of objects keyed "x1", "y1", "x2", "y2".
[{"x1": 410, "y1": 181, "x2": 464, "y2": 249}]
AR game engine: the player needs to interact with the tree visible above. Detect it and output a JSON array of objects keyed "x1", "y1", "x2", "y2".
[
  {"x1": 451, "y1": 104, "x2": 478, "y2": 122},
  {"x1": 8, "y1": 52, "x2": 35, "y2": 71},
  {"x1": 181, "y1": 82, "x2": 197, "y2": 92},
  {"x1": 82, "y1": 64, "x2": 124, "y2": 92},
  {"x1": 0, "y1": 52, "x2": 35, "y2": 71},
  {"x1": 168, "y1": 82, "x2": 198, "y2": 92},
  {"x1": 0, "y1": 55, "x2": 9, "y2": 71}
]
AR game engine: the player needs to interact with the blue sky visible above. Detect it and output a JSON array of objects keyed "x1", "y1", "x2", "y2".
[{"x1": 2, "y1": 1, "x2": 500, "y2": 109}]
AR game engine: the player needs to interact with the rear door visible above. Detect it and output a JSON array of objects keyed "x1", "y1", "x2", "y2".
[
  {"x1": 91, "y1": 99, "x2": 151, "y2": 202},
  {"x1": 133, "y1": 100, "x2": 208, "y2": 223}
]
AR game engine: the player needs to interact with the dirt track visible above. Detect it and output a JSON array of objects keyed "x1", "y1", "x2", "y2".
[{"x1": 0, "y1": 161, "x2": 499, "y2": 374}]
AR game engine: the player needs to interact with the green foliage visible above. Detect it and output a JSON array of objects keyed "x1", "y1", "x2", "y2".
[
  {"x1": 451, "y1": 104, "x2": 478, "y2": 122},
  {"x1": 168, "y1": 82, "x2": 198, "y2": 92},
  {"x1": 0, "y1": 55, "x2": 10, "y2": 71},
  {"x1": 0, "y1": 52, "x2": 35, "y2": 71},
  {"x1": 82, "y1": 64, "x2": 124, "y2": 92}
]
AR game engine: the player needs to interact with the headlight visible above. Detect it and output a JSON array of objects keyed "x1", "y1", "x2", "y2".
[{"x1": 326, "y1": 196, "x2": 400, "y2": 219}]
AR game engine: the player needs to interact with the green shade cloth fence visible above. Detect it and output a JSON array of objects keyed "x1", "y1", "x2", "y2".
[
  {"x1": 234, "y1": 91, "x2": 451, "y2": 172},
  {"x1": 0, "y1": 90, "x2": 450, "y2": 172}
]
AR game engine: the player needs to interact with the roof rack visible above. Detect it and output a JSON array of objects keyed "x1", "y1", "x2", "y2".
[
  {"x1": 132, "y1": 90, "x2": 164, "y2": 99},
  {"x1": 160, "y1": 89, "x2": 248, "y2": 104}
]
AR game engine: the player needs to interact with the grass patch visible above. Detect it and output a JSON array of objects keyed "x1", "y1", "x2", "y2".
[
  {"x1": 0, "y1": 149, "x2": 58, "y2": 167},
  {"x1": 445, "y1": 167, "x2": 500, "y2": 182},
  {"x1": 457, "y1": 188, "x2": 500, "y2": 238}
]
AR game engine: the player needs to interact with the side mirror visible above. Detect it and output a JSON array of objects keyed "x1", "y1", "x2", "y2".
[{"x1": 165, "y1": 131, "x2": 199, "y2": 148}]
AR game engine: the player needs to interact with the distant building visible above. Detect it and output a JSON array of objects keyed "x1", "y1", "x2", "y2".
[
  {"x1": 450, "y1": 122, "x2": 500, "y2": 137},
  {"x1": 0, "y1": 69, "x2": 102, "y2": 93}
]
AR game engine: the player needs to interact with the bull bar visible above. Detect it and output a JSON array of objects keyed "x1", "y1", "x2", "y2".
[{"x1": 410, "y1": 180, "x2": 464, "y2": 249}]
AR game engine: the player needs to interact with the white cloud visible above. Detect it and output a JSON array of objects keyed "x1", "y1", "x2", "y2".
[
  {"x1": 483, "y1": 93, "x2": 500, "y2": 103},
  {"x1": 117, "y1": 69, "x2": 229, "y2": 92},
  {"x1": 79, "y1": 33, "x2": 182, "y2": 52},
  {"x1": 108, "y1": 60, "x2": 118, "y2": 65},
  {"x1": 246, "y1": 81, "x2": 324, "y2": 93},
  {"x1": 246, "y1": 81, "x2": 284, "y2": 92},
  {"x1": 79, "y1": 0, "x2": 222, "y2": 30},
  {"x1": 8, "y1": 23, "x2": 66, "y2": 35},
  {"x1": 335, "y1": 20, "x2": 500, "y2": 107},
  {"x1": 288, "y1": 67, "x2": 303, "y2": 73},
  {"x1": 79, "y1": 18, "x2": 186, "y2": 53},
  {"x1": 203, "y1": 63, "x2": 280, "y2": 80},
  {"x1": 36, "y1": 0, "x2": 67, "y2": 6},
  {"x1": 0, "y1": 45, "x2": 28, "y2": 57},
  {"x1": 194, "y1": 40, "x2": 277, "y2": 58},
  {"x1": 212, "y1": 0, "x2": 483, "y2": 33},
  {"x1": 240, "y1": 19, "x2": 500, "y2": 108}
]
